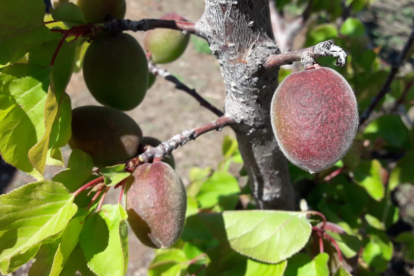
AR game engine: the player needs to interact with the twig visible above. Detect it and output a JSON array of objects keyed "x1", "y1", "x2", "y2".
[
  {"x1": 264, "y1": 39, "x2": 347, "y2": 69},
  {"x1": 104, "y1": 18, "x2": 200, "y2": 37},
  {"x1": 305, "y1": 211, "x2": 327, "y2": 230},
  {"x1": 324, "y1": 166, "x2": 346, "y2": 182},
  {"x1": 148, "y1": 61, "x2": 224, "y2": 117},
  {"x1": 359, "y1": 18, "x2": 414, "y2": 125},
  {"x1": 127, "y1": 116, "x2": 236, "y2": 170},
  {"x1": 97, "y1": 187, "x2": 110, "y2": 211},
  {"x1": 73, "y1": 176, "x2": 104, "y2": 197},
  {"x1": 390, "y1": 78, "x2": 414, "y2": 113}
]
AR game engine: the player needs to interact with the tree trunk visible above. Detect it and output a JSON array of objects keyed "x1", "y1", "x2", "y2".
[{"x1": 196, "y1": 0, "x2": 295, "y2": 210}]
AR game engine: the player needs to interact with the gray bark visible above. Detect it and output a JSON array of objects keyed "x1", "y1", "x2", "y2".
[{"x1": 196, "y1": 0, "x2": 295, "y2": 210}]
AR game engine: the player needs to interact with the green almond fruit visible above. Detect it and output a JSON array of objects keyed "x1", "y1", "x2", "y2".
[
  {"x1": 83, "y1": 32, "x2": 149, "y2": 111},
  {"x1": 144, "y1": 13, "x2": 190, "y2": 64}
]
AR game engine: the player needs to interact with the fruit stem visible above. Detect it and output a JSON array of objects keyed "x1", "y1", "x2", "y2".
[
  {"x1": 305, "y1": 211, "x2": 327, "y2": 230},
  {"x1": 97, "y1": 186, "x2": 110, "y2": 211},
  {"x1": 312, "y1": 227, "x2": 343, "y2": 263},
  {"x1": 73, "y1": 176, "x2": 104, "y2": 197},
  {"x1": 323, "y1": 166, "x2": 346, "y2": 182},
  {"x1": 87, "y1": 186, "x2": 105, "y2": 210},
  {"x1": 50, "y1": 30, "x2": 71, "y2": 66}
]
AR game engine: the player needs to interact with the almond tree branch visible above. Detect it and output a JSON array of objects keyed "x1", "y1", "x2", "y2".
[
  {"x1": 264, "y1": 39, "x2": 347, "y2": 69},
  {"x1": 127, "y1": 116, "x2": 236, "y2": 170},
  {"x1": 126, "y1": 116, "x2": 237, "y2": 171},
  {"x1": 104, "y1": 18, "x2": 201, "y2": 37},
  {"x1": 359, "y1": 19, "x2": 414, "y2": 125},
  {"x1": 148, "y1": 61, "x2": 224, "y2": 117}
]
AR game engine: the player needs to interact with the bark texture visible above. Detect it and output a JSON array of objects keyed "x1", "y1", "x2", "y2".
[{"x1": 196, "y1": 0, "x2": 295, "y2": 210}]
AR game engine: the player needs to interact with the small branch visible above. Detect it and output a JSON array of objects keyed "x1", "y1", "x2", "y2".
[
  {"x1": 148, "y1": 61, "x2": 224, "y2": 117},
  {"x1": 97, "y1": 186, "x2": 110, "y2": 211},
  {"x1": 104, "y1": 18, "x2": 200, "y2": 36},
  {"x1": 323, "y1": 166, "x2": 346, "y2": 182},
  {"x1": 264, "y1": 39, "x2": 347, "y2": 69},
  {"x1": 127, "y1": 116, "x2": 237, "y2": 170},
  {"x1": 390, "y1": 78, "x2": 414, "y2": 113},
  {"x1": 359, "y1": 19, "x2": 414, "y2": 125},
  {"x1": 73, "y1": 176, "x2": 104, "y2": 197}
]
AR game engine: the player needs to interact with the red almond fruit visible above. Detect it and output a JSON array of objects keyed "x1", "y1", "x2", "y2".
[
  {"x1": 271, "y1": 67, "x2": 358, "y2": 174},
  {"x1": 125, "y1": 162, "x2": 186, "y2": 248}
]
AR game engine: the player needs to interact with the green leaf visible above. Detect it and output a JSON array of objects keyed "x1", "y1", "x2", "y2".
[
  {"x1": 364, "y1": 214, "x2": 384, "y2": 230},
  {"x1": 223, "y1": 211, "x2": 312, "y2": 263},
  {"x1": 29, "y1": 38, "x2": 78, "y2": 93},
  {"x1": 285, "y1": 253, "x2": 311, "y2": 276},
  {"x1": 245, "y1": 259, "x2": 287, "y2": 276},
  {"x1": 0, "y1": 64, "x2": 51, "y2": 179},
  {"x1": 389, "y1": 150, "x2": 414, "y2": 190},
  {"x1": 51, "y1": 3, "x2": 87, "y2": 25},
  {"x1": 60, "y1": 245, "x2": 95, "y2": 276},
  {"x1": 364, "y1": 115, "x2": 409, "y2": 148},
  {"x1": 362, "y1": 228, "x2": 393, "y2": 272},
  {"x1": 100, "y1": 164, "x2": 130, "y2": 186},
  {"x1": 28, "y1": 75, "x2": 61, "y2": 174},
  {"x1": 340, "y1": 18, "x2": 365, "y2": 37},
  {"x1": 186, "y1": 196, "x2": 199, "y2": 218},
  {"x1": 196, "y1": 171, "x2": 240, "y2": 209},
  {"x1": 53, "y1": 149, "x2": 94, "y2": 192},
  {"x1": 191, "y1": 36, "x2": 212, "y2": 55},
  {"x1": 29, "y1": 240, "x2": 60, "y2": 276},
  {"x1": 0, "y1": 0, "x2": 58, "y2": 64},
  {"x1": 353, "y1": 160, "x2": 384, "y2": 201},
  {"x1": 285, "y1": 253, "x2": 329, "y2": 276},
  {"x1": 49, "y1": 211, "x2": 88, "y2": 276},
  {"x1": 0, "y1": 244, "x2": 41, "y2": 274},
  {"x1": 79, "y1": 204, "x2": 128, "y2": 276},
  {"x1": 326, "y1": 230, "x2": 361, "y2": 258},
  {"x1": 187, "y1": 167, "x2": 211, "y2": 197},
  {"x1": 334, "y1": 266, "x2": 352, "y2": 276},
  {"x1": 305, "y1": 24, "x2": 338, "y2": 47},
  {"x1": 0, "y1": 181, "x2": 77, "y2": 263},
  {"x1": 148, "y1": 249, "x2": 189, "y2": 276}
]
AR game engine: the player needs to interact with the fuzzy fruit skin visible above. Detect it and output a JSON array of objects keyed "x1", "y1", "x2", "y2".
[
  {"x1": 141, "y1": 137, "x2": 175, "y2": 169},
  {"x1": 77, "y1": 0, "x2": 126, "y2": 23},
  {"x1": 271, "y1": 67, "x2": 358, "y2": 174},
  {"x1": 69, "y1": 106, "x2": 142, "y2": 167},
  {"x1": 144, "y1": 13, "x2": 190, "y2": 64},
  {"x1": 125, "y1": 162, "x2": 186, "y2": 248},
  {"x1": 83, "y1": 32, "x2": 149, "y2": 111}
]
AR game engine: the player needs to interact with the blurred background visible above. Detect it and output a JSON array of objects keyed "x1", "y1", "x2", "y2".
[{"x1": 3, "y1": 0, "x2": 414, "y2": 275}]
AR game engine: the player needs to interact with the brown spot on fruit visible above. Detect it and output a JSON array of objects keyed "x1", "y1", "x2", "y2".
[
  {"x1": 271, "y1": 67, "x2": 358, "y2": 173},
  {"x1": 125, "y1": 162, "x2": 186, "y2": 248}
]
